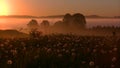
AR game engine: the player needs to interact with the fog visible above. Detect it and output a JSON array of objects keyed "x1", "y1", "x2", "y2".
[
  {"x1": 0, "y1": 17, "x2": 120, "y2": 36},
  {"x1": 0, "y1": 18, "x2": 120, "y2": 30}
]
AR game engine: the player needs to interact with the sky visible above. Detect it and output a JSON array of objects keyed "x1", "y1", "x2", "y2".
[{"x1": 0, "y1": 0, "x2": 120, "y2": 16}]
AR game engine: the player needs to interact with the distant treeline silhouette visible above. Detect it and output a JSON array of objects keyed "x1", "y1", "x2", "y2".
[
  {"x1": 26, "y1": 13, "x2": 120, "y2": 35},
  {"x1": 27, "y1": 13, "x2": 86, "y2": 28},
  {"x1": 26, "y1": 13, "x2": 87, "y2": 34}
]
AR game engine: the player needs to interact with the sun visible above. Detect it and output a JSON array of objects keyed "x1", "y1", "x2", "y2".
[{"x1": 0, "y1": 0, "x2": 10, "y2": 15}]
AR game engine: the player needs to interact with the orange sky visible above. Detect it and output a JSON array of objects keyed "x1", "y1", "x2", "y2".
[{"x1": 0, "y1": 0, "x2": 120, "y2": 16}]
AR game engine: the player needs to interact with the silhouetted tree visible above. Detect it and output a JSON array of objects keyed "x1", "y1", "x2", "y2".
[
  {"x1": 52, "y1": 13, "x2": 87, "y2": 33},
  {"x1": 72, "y1": 13, "x2": 86, "y2": 28},
  {"x1": 40, "y1": 20, "x2": 50, "y2": 34},
  {"x1": 62, "y1": 13, "x2": 86, "y2": 28},
  {"x1": 27, "y1": 19, "x2": 39, "y2": 30},
  {"x1": 54, "y1": 21, "x2": 63, "y2": 27},
  {"x1": 40, "y1": 20, "x2": 50, "y2": 28},
  {"x1": 63, "y1": 13, "x2": 72, "y2": 25}
]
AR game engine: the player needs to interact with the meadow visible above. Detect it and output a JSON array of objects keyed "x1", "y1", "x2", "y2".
[{"x1": 0, "y1": 34, "x2": 119, "y2": 68}]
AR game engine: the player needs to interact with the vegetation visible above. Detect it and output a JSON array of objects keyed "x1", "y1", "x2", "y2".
[{"x1": 0, "y1": 34, "x2": 119, "y2": 68}]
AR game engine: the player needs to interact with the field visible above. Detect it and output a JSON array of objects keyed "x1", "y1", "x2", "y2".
[{"x1": 0, "y1": 34, "x2": 119, "y2": 68}]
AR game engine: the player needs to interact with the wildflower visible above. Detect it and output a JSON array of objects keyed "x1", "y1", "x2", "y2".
[
  {"x1": 111, "y1": 64, "x2": 115, "y2": 68},
  {"x1": 62, "y1": 49, "x2": 65, "y2": 52},
  {"x1": 109, "y1": 50, "x2": 112, "y2": 53},
  {"x1": 10, "y1": 49, "x2": 17, "y2": 55},
  {"x1": 112, "y1": 57, "x2": 117, "y2": 62},
  {"x1": 81, "y1": 61, "x2": 86, "y2": 64},
  {"x1": 21, "y1": 42, "x2": 26, "y2": 46},
  {"x1": 95, "y1": 66, "x2": 99, "y2": 68},
  {"x1": 65, "y1": 50, "x2": 69, "y2": 53},
  {"x1": 0, "y1": 44, "x2": 4, "y2": 47},
  {"x1": 58, "y1": 53, "x2": 62, "y2": 57},
  {"x1": 23, "y1": 47, "x2": 26, "y2": 51},
  {"x1": 71, "y1": 48, "x2": 75, "y2": 52},
  {"x1": 89, "y1": 61, "x2": 95, "y2": 66},
  {"x1": 7, "y1": 60, "x2": 13, "y2": 65},
  {"x1": 53, "y1": 45, "x2": 56, "y2": 47},
  {"x1": 4, "y1": 40, "x2": 9, "y2": 45},
  {"x1": 100, "y1": 49, "x2": 106, "y2": 54},
  {"x1": 63, "y1": 43, "x2": 68, "y2": 48},
  {"x1": 57, "y1": 49, "x2": 60, "y2": 53},
  {"x1": 47, "y1": 48, "x2": 52, "y2": 53},
  {"x1": 95, "y1": 45, "x2": 99, "y2": 48},
  {"x1": 44, "y1": 47, "x2": 47, "y2": 50},
  {"x1": 36, "y1": 44, "x2": 40, "y2": 47},
  {"x1": 8, "y1": 45, "x2": 13, "y2": 48},
  {"x1": 113, "y1": 47, "x2": 117, "y2": 51},
  {"x1": 93, "y1": 49, "x2": 97, "y2": 53},
  {"x1": 34, "y1": 55, "x2": 39, "y2": 59},
  {"x1": 87, "y1": 48, "x2": 90, "y2": 52},
  {"x1": 71, "y1": 52, "x2": 76, "y2": 56}
]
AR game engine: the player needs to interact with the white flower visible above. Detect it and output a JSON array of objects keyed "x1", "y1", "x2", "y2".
[
  {"x1": 58, "y1": 53, "x2": 62, "y2": 57},
  {"x1": 109, "y1": 50, "x2": 112, "y2": 53},
  {"x1": 63, "y1": 43, "x2": 68, "y2": 48},
  {"x1": 113, "y1": 47, "x2": 117, "y2": 51},
  {"x1": 57, "y1": 49, "x2": 60, "y2": 53},
  {"x1": 89, "y1": 61, "x2": 95, "y2": 66},
  {"x1": 23, "y1": 47, "x2": 26, "y2": 51},
  {"x1": 71, "y1": 52, "x2": 76, "y2": 56},
  {"x1": 81, "y1": 61, "x2": 86, "y2": 64},
  {"x1": 7, "y1": 60, "x2": 13, "y2": 65},
  {"x1": 111, "y1": 64, "x2": 115, "y2": 68},
  {"x1": 100, "y1": 49, "x2": 106, "y2": 54},
  {"x1": 112, "y1": 57, "x2": 117, "y2": 62},
  {"x1": 0, "y1": 44, "x2": 4, "y2": 47},
  {"x1": 34, "y1": 55, "x2": 39, "y2": 59},
  {"x1": 36, "y1": 44, "x2": 40, "y2": 47},
  {"x1": 71, "y1": 48, "x2": 75, "y2": 52},
  {"x1": 93, "y1": 49, "x2": 97, "y2": 53},
  {"x1": 10, "y1": 49, "x2": 17, "y2": 55},
  {"x1": 47, "y1": 48, "x2": 52, "y2": 53},
  {"x1": 65, "y1": 50, "x2": 69, "y2": 53},
  {"x1": 62, "y1": 49, "x2": 65, "y2": 52}
]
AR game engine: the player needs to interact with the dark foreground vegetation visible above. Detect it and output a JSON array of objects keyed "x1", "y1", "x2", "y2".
[{"x1": 0, "y1": 34, "x2": 120, "y2": 68}]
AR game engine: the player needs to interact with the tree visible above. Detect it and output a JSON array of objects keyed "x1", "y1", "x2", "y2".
[
  {"x1": 40, "y1": 20, "x2": 50, "y2": 34},
  {"x1": 27, "y1": 19, "x2": 39, "y2": 30},
  {"x1": 72, "y1": 13, "x2": 86, "y2": 28},
  {"x1": 63, "y1": 13, "x2": 72, "y2": 25}
]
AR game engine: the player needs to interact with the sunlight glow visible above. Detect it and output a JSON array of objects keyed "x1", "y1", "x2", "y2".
[{"x1": 0, "y1": 0, "x2": 10, "y2": 15}]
